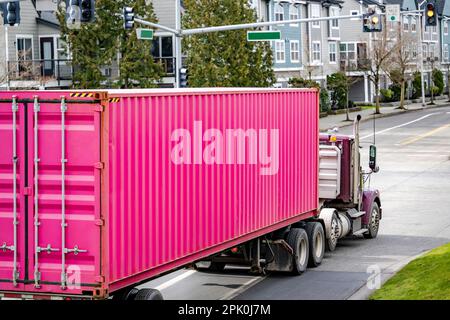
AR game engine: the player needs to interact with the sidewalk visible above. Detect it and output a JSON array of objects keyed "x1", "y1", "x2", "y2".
[{"x1": 319, "y1": 99, "x2": 450, "y2": 131}]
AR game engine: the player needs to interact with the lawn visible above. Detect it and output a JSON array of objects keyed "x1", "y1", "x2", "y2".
[{"x1": 370, "y1": 243, "x2": 450, "y2": 300}]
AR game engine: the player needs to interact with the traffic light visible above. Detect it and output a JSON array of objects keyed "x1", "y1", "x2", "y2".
[
  {"x1": 1, "y1": 1, "x2": 21, "y2": 26},
  {"x1": 123, "y1": 7, "x2": 135, "y2": 30},
  {"x1": 66, "y1": 0, "x2": 95, "y2": 24},
  {"x1": 363, "y1": 10, "x2": 382, "y2": 33},
  {"x1": 425, "y1": 1, "x2": 437, "y2": 26},
  {"x1": 179, "y1": 68, "x2": 188, "y2": 88},
  {"x1": 80, "y1": 0, "x2": 95, "y2": 23}
]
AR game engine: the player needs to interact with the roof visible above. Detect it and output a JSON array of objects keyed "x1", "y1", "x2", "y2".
[{"x1": 36, "y1": 11, "x2": 60, "y2": 29}]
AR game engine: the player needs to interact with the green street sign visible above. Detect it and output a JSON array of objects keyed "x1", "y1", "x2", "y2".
[
  {"x1": 247, "y1": 31, "x2": 281, "y2": 41},
  {"x1": 136, "y1": 28, "x2": 154, "y2": 40}
]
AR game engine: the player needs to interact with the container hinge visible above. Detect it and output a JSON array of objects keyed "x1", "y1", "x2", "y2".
[
  {"x1": 63, "y1": 245, "x2": 88, "y2": 255},
  {"x1": 94, "y1": 162, "x2": 104, "y2": 169},
  {"x1": 95, "y1": 219, "x2": 105, "y2": 226},
  {"x1": 37, "y1": 244, "x2": 60, "y2": 254},
  {"x1": 94, "y1": 105, "x2": 104, "y2": 112},
  {"x1": 0, "y1": 242, "x2": 15, "y2": 252}
]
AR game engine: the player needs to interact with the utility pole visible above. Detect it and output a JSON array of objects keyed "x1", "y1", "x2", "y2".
[
  {"x1": 175, "y1": 0, "x2": 182, "y2": 89},
  {"x1": 5, "y1": 25, "x2": 9, "y2": 90}
]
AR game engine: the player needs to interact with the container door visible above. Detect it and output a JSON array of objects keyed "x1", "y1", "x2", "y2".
[
  {"x1": 0, "y1": 97, "x2": 27, "y2": 291},
  {"x1": 25, "y1": 96, "x2": 103, "y2": 295}
]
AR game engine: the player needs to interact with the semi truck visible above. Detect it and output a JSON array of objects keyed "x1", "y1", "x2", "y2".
[{"x1": 0, "y1": 88, "x2": 381, "y2": 300}]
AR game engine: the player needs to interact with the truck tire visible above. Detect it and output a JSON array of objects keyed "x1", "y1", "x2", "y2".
[
  {"x1": 364, "y1": 202, "x2": 381, "y2": 239},
  {"x1": 305, "y1": 222, "x2": 325, "y2": 267},
  {"x1": 325, "y1": 212, "x2": 339, "y2": 252},
  {"x1": 209, "y1": 261, "x2": 226, "y2": 272},
  {"x1": 112, "y1": 287, "x2": 139, "y2": 300},
  {"x1": 286, "y1": 228, "x2": 309, "y2": 275},
  {"x1": 134, "y1": 288, "x2": 164, "y2": 301}
]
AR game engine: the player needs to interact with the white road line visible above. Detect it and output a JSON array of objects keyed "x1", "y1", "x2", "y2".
[
  {"x1": 154, "y1": 270, "x2": 196, "y2": 291},
  {"x1": 361, "y1": 112, "x2": 441, "y2": 140},
  {"x1": 219, "y1": 276, "x2": 265, "y2": 300}
]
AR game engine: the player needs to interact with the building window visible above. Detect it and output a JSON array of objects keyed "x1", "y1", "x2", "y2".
[
  {"x1": 340, "y1": 42, "x2": 356, "y2": 62},
  {"x1": 423, "y1": 44, "x2": 428, "y2": 59},
  {"x1": 289, "y1": 5, "x2": 299, "y2": 21},
  {"x1": 429, "y1": 43, "x2": 435, "y2": 58},
  {"x1": 330, "y1": 6, "x2": 339, "y2": 28},
  {"x1": 275, "y1": 40, "x2": 285, "y2": 63},
  {"x1": 412, "y1": 45, "x2": 417, "y2": 59},
  {"x1": 17, "y1": 37, "x2": 33, "y2": 61},
  {"x1": 444, "y1": 44, "x2": 449, "y2": 61},
  {"x1": 290, "y1": 40, "x2": 300, "y2": 63},
  {"x1": 329, "y1": 42, "x2": 337, "y2": 63},
  {"x1": 411, "y1": 17, "x2": 417, "y2": 32},
  {"x1": 311, "y1": 4, "x2": 320, "y2": 28},
  {"x1": 403, "y1": 16, "x2": 409, "y2": 31},
  {"x1": 275, "y1": 3, "x2": 284, "y2": 21},
  {"x1": 312, "y1": 41, "x2": 321, "y2": 63},
  {"x1": 445, "y1": 21, "x2": 449, "y2": 35}
]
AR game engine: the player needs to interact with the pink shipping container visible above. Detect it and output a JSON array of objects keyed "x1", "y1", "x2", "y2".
[{"x1": 0, "y1": 88, "x2": 319, "y2": 299}]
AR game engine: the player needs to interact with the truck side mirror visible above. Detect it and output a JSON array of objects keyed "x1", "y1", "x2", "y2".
[{"x1": 369, "y1": 145, "x2": 379, "y2": 172}]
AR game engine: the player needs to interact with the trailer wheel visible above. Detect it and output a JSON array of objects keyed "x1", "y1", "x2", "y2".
[
  {"x1": 112, "y1": 287, "x2": 139, "y2": 300},
  {"x1": 208, "y1": 262, "x2": 226, "y2": 272},
  {"x1": 134, "y1": 288, "x2": 164, "y2": 301},
  {"x1": 305, "y1": 222, "x2": 325, "y2": 267},
  {"x1": 326, "y1": 213, "x2": 339, "y2": 252},
  {"x1": 286, "y1": 228, "x2": 309, "y2": 275},
  {"x1": 364, "y1": 202, "x2": 380, "y2": 239}
]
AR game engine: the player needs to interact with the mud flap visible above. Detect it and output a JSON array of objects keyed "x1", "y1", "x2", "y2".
[{"x1": 264, "y1": 240, "x2": 294, "y2": 272}]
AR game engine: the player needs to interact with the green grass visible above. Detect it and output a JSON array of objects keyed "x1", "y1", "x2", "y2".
[
  {"x1": 370, "y1": 243, "x2": 450, "y2": 300},
  {"x1": 360, "y1": 105, "x2": 376, "y2": 110}
]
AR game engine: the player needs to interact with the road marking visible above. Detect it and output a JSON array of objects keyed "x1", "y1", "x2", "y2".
[
  {"x1": 154, "y1": 270, "x2": 196, "y2": 291},
  {"x1": 361, "y1": 113, "x2": 441, "y2": 140},
  {"x1": 219, "y1": 276, "x2": 265, "y2": 300},
  {"x1": 399, "y1": 123, "x2": 450, "y2": 146}
]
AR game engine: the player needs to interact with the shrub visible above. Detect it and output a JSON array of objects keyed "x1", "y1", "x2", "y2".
[
  {"x1": 326, "y1": 72, "x2": 348, "y2": 109},
  {"x1": 432, "y1": 69, "x2": 444, "y2": 95},
  {"x1": 288, "y1": 77, "x2": 320, "y2": 89},
  {"x1": 412, "y1": 71, "x2": 422, "y2": 99},
  {"x1": 380, "y1": 88, "x2": 394, "y2": 102},
  {"x1": 320, "y1": 87, "x2": 331, "y2": 113}
]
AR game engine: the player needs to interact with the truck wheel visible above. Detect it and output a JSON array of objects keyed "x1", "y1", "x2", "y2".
[
  {"x1": 112, "y1": 287, "x2": 139, "y2": 300},
  {"x1": 134, "y1": 288, "x2": 164, "y2": 301},
  {"x1": 364, "y1": 202, "x2": 380, "y2": 239},
  {"x1": 286, "y1": 228, "x2": 309, "y2": 275},
  {"x1": 209, "y1": 262, "x2": 226, "y2": 272},
  {"x1": 305, "y1": 222, "x2": 325, "y2": 267},
  {"x1": 325, "y1": 213, "x2": 339, "y2": 252}
]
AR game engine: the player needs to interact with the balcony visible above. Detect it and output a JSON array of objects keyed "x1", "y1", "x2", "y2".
[
  {"x1": 6, "y1": 59, "x2": 73, "y2": 88},
  {"x1": 340, "y1": 58, "x2": 370, "y2": 72}
]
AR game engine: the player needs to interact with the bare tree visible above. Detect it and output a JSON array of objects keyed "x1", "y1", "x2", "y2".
[
  {"x1": 363, "y1": 16, "x2": 397, "y2": 114},
  {"x1": 386, "y1": 24, "x2": 418, "y2": 110}
]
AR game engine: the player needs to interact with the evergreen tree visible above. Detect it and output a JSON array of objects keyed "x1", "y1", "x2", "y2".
[
  {"x1": 58, "y1": 0, "x2": 163, "y2": 89},
  {"x1": 182, "y1": 0, "x2": 276, "y2": 87}
]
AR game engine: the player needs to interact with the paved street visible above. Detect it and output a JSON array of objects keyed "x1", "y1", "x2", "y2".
[{"x1": 139, "y1": 106, "x2": 450, "y2": 300}]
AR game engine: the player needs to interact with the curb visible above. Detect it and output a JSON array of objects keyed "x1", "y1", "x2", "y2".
[
  {"x1": 347, "y1": 251, "x2": 428, "y2": 300},
  {"x1": 320, "y1": 103, "x2": 450, "y2": 132}
]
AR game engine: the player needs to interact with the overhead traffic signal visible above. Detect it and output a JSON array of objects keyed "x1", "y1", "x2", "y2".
[
  {"x1": 123, "y1": 7, "x2": 135, "y2": 30},
  {"x1": 66, "y1": 0, "x2": 95, "y2": 24},
  {"x1": 179, "y1": 68, "x2": 189, "y2": 88},
  {"x1": 80, "y1": 0, "x2": 95, "y2": 23},
  {"x1": 1, "y1": 1, "x2": 21, "y2": 26},
  {"x1": 425, "y1": 1, "x2": 437, "y2": 26},
  {"x1": 363, "y1": 9, "x2": 382, "y2": 33}
]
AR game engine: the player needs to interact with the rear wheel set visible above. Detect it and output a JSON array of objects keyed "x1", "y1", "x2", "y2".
[{"x1": 113, "y1": 287, "x2": 163, "y2": 301}]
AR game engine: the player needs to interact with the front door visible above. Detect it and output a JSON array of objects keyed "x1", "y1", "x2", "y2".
[{"x1": 40, "y1": 37, "x2": 55, "y2": 77}]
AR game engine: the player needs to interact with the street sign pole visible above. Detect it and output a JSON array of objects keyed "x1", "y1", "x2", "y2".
[{"x1": 175, "y1": 0, "x2": 182, "y2": 89}]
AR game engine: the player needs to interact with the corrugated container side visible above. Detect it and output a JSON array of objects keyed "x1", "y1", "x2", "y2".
[{"x1": 104, "y1": 89, "x2": 319, "y2": 291}]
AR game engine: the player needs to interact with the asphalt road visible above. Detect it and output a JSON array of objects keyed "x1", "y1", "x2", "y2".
[{"x1": 139, "y1": 106, "x2": 450, "y2": 300}]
